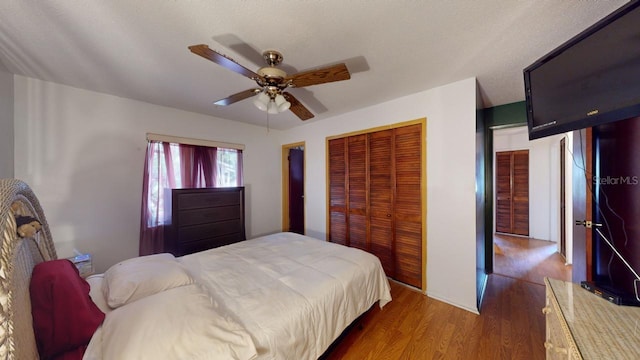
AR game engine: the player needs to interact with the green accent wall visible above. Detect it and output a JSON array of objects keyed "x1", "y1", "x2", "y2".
[
  {"x1": 482, "y1": 101, "x2": 527, "y2": 274},
  {"x1": 485, "y1": 101, "x2": 527, "y2": 128}
]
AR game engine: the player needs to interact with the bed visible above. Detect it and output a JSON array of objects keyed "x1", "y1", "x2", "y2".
[{"x1": 0, "y1": 179, "x2": 392, "y2": 359}]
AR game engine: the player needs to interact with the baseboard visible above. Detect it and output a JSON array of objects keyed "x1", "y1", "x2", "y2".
[{"x1": 426, "y1": 291, "x2": 480, "y2": 315}]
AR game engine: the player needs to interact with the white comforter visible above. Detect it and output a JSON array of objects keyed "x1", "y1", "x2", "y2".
[{"x1": 178, "y1": 232, "x2": 392, "y2": 359}]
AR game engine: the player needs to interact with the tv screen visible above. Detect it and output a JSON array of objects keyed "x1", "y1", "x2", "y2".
[{"x1": 525, "y1": 0, "x2": 640, "y2": 140}]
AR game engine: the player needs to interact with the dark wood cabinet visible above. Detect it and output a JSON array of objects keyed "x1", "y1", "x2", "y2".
[
  {"x1": 164, "y1": 187, "x2": 246, "y2": 256},
  {"x1": 328, "y1": 122, "x2": 423, "y2": 289}
]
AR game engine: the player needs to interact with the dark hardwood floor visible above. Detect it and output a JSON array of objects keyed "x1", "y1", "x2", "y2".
[
  {"x1": 324, "y1": 234, "x2": 571, "y2": 359},
  {"x1": 493, "y1": 233, "x2": 571, "y2": 285}
]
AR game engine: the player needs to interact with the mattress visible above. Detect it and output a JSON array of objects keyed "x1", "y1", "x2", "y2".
[
  {"x1": 84, "y1": 232, "x2": 391, "y2": 359},
  {"x1": 178, "y1": 232, "x2": 392, "y2": 359}
]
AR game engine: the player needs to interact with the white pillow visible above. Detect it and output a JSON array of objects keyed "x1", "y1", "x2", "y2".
[
  {"x1": 102, "y1": 253, "x2": 193, "y2": 308},
  {"x1": 86, "y1": 274, "x2": 112, "y2": 314},
  {"x1": 100, "y1": 284, "x2": 258, "y2": 360}
]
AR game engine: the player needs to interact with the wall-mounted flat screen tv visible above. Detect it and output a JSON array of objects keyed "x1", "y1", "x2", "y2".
[{"x1": 524, "y1": 0, "x2": 640, "y2": 140}]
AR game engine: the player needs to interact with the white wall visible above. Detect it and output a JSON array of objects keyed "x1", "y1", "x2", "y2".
[
  {"x1": 493, "y1": 126, "x2": 567, "y2": 242},
  {"x1": 0, "y1": 69, "x2": 13, "y2": 178},
  {"x1": 13, "y1": 76, "x2": 284, "y2": 272},
  {"x1": 281, "y1": 77, "x2": 479, "y2": 313},
  {"x1": 12, "y1": 75, "x2": 480, "y2": 312}
]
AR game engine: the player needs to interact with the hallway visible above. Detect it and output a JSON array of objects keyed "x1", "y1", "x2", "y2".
[{"x1": 493, "y1": 233, "x2": 571, "y2": 285}]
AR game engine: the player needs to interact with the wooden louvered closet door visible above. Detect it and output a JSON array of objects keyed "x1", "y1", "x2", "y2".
[
  {"x1": 348, "y1": 135, "x2": 368, "y2": 251},
  {"x1": 369, "y1": 130, "x2": 394, "y2": 277},
  {"x1": 328, "y1": 138, "x2": 347, "y2": 245},
  {"x1": 495, "y1": 150, "x2": 529, "y2": 236},
  {"x1": 393, "y1": 125, "x2": 423, "y2": 287},
  {"x1": 328, "y1": 123, "x2": 423, "y2": 289},
  {"x1": 495, "y1": 152, "x2": 513, "y2": 234}
]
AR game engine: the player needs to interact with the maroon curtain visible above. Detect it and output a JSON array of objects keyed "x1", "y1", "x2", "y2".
[
  {"x1": 199, "y1": 147, "x2": 217, "y2": 187},
  {"x1": 179, "y1": 145, "x2": 195, "y2": 188},
  {"x1": 177, "y1": 144, "x2": 218, "y2": 188},
  {"x1": 139, "y1": 141, "x2": 167, "y2": 256}
]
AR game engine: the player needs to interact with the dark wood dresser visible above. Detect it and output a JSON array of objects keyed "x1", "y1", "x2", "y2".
[{"x1": 164, "y1": 187, "x2": 246, "y2": 256}]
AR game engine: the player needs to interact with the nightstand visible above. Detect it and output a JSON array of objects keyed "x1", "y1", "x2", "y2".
[{"x1": 68, "y1": 253, "x2": 94, "y2": 278}]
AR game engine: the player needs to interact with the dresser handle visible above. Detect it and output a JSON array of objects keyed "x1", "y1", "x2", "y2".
[
  {"x1": 542, "y1": 306, "x2": 551, "y2": 314},
  {"x1": 554, "y1": 346, "x2": 568, "y2": 355}
]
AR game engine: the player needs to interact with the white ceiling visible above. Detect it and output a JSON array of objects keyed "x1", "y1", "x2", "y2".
[{"x1": 0, "y1": 0, "x2": 628, "y2": 130}]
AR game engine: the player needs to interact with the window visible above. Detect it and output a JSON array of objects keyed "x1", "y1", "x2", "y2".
[
  {"x1": 139, "y1": 138, "x2": 244, "y2": 255},
  {"x1": 216, "y1": 147, "x2": 242, "y2": 187},
  {"x1": 145, "y1": 143, "x2": 242, "y2": 226}
]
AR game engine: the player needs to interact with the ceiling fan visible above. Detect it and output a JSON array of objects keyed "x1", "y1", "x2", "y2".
[{"x1": 188, "y1": 44, "x2": 351, "y2": 120}]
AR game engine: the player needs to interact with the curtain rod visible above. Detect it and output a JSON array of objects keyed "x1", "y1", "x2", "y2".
[{"x1": 146, "y1": 133, "x2": 245, "y2": 150}]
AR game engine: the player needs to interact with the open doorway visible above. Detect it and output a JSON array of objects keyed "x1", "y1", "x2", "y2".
[
  {"x1": 492, "y1": 126, "x2": 572, "y2": 285},
  {"x1": 282, "y1": 142, "x2": 305, "y2": 234},
  {"x1": 560, "y1": 137, "x2": 567, "y2": 259}
]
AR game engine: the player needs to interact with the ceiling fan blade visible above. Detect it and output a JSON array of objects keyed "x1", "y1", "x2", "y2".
[
  {"x1": 285, "y1": 63, "x2": 350, "y2": 88},
  {"x1": 214, "y1": 88, "x2": 261, "y2": 106},
  {"x1": 283, "y1": 92, "x2": 314, "y2": 120},
  {"x1": 189, "y1": 44, "x2": 262, "y2": 80}
]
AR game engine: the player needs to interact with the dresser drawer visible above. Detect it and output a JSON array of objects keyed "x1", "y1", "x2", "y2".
[
  {"x1": 177, "y1": 191, "x2": 241, "y2": 210},
  {"x1": 164, "y1": 187, "x2": 246, "y2": 256}
]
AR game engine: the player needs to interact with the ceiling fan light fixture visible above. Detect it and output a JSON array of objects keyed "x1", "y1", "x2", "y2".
[
  {"x1": 274, "y1": 94, "x2": 291, "y2": 112},
  {"x1": 267, "y1": 100, "x2": 279, "y2": 114},
  {"x1": 189, "y1": 44, "x2": 347, "y2": 120},
  {"x1": 253, "y1": 92, "x2": 270, "y2": 111}
]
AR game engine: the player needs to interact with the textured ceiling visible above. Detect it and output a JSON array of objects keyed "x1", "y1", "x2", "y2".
[{"x1": 0, "y1": 0, "x2": 628, "y2": 130}]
